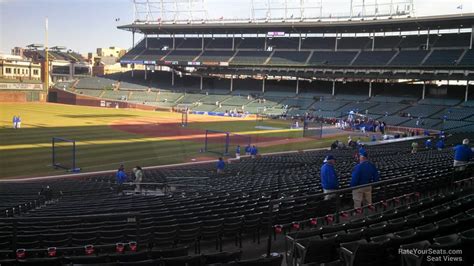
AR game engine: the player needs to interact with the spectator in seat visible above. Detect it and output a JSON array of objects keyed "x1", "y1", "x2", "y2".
[
  {"x1": 453, "y1": 139, "x2": 473, "y2": 171},
  {"x1": 321, "y1": 155, "x2": 339, "y2": 200},
  {"x1": 133, "y1": 166, "x2": 143, "y2": 193},
  {"x1": 350, "y1": 150, "x2": 379, "y2": 209},
  {"x1": 216, "y1": 157, "x2": 225, "y2": 174}
]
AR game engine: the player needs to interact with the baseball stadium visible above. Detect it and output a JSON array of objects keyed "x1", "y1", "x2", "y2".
[{"x1": 0, "y1": 0, "x2": 473, "y2": 265}]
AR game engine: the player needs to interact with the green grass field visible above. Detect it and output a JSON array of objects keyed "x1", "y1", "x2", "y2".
[{"x1": 0, "y1": 103, "x2": 354, "y2": 179}]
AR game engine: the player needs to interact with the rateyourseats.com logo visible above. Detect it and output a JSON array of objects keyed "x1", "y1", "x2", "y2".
[{"x1": 398, "y1": 248, "x2": 464, "y2": 263}]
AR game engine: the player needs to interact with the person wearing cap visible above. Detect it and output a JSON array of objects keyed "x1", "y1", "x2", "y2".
[
  {"x1": 350, "y1": 150, "x2": 379, "y2": 208},
  {"x1": 320, "y1": 155, "x2": 339, "y2": 200},
  {"x1": 453, "y1": 139, "x2": 473, "y2": 171}
]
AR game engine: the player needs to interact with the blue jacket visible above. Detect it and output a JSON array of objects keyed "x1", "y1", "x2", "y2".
[
  {"x1": 236, "y1": 146, "x2": 241, "y2": 154},
  {"x1": 436, "y1": 140, "x2": 445, "y2": 149},
  {"x1": 245, "y1": 146, "x2": 251, "y2": 153},
  {"x1": 250, "y1": 147, "x2": 258, "y2": 155},
  {"x1": 321, "y1": 163, "x2": 339, "y2": 190},
  {"x1": 454, "y1": 145, "x2": 473, "y2": 162},
  {"x1": 217, "y1": 160, "x2": 225, "y2": 170},
  {"x1": 351, "y1": 161, "x2": 379, "y2": 187},
  {"x1": 116, "y1": 170, "x2": 127, "y2": 184},
  {"x1": 425, "y1": 140, "x2": 432, "y2": 148}
]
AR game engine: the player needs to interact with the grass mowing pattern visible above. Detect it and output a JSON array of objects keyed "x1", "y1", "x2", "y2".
[{"x1": 0, "y1": 103, "x2": 353, "y2": 178}]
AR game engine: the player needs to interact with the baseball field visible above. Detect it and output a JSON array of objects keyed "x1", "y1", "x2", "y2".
[{"x1": 0, "y1": 103, "x2": 358, "y2": 179}]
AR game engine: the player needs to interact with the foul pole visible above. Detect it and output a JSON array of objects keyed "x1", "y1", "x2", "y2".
[{"x1": 44, "y1": 17, "x2": 49, "y2": 95}]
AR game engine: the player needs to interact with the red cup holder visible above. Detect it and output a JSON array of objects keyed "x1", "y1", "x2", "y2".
[
  {"x1": 16, "y1": 249, "x2": 26, "y2": 259},
  {"x1": 85, "y1": 245, "x2": 94, "y2": 255},
  {"x1": 47, "y1": 247, "x2": 57, "y2": 257}
]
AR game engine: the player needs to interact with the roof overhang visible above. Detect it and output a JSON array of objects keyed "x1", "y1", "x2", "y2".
[{"x1": 118, "y1": 13, "x2": 474, "y2": 35}]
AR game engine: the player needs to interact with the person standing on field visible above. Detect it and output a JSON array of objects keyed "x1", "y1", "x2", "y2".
[
  {"x1": 235, "y1": 145, "x2": 241, "y2": 159},
  {"x1": 12, "y1": 116, "x2": 17, "y2": 129},
  {"x1": 17, "y1": 116, "x2": 22, "y2": 128}
]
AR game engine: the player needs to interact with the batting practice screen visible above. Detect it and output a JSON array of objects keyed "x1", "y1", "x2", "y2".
[
  {"x1": 204, "y1": 130, "x2": 251, "y2": 156},
  {"x1": 52, "y1": 137, "x2": 78, "y2": 171},
  {"x1": 303, "y1": 120, "x2": 323, "y2": 138}
]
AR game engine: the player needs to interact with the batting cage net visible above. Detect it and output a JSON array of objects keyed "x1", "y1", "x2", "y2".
[
  {"x1": 175, "y1": 104, "x2": 190, "y2": 127},
  {"x1": 303, "y1": 120, "x2": 323, "y2": 138},
  {"x1": 204, "y1": 130, "x2": 251, "y2": 156},
  {"x1": 228, "y1": 133, "x2": 251, "y2": 156},
  {"x1": 204, "y1": 130, "x2": 230, "y2": 155},
  {"x1": 52, "y1": 137, "x2": 79, "y2": 172}
]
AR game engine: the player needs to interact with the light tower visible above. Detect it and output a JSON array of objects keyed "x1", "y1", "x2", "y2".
[{"x1": 44, "y1": 17, "x2": 49, "y2": 95}]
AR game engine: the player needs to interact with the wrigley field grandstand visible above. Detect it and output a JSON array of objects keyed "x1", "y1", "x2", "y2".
[{"x1": 0, "y1": 0, "x2": 473, "y2": 265}]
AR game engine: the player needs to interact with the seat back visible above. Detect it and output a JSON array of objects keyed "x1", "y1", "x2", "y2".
[{"x1": 302, "y1": 238, "x2": 338, "y2": 264}]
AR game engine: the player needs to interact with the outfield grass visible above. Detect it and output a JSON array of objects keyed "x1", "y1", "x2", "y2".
[{"x1": 0, "y1": 103, "x2": 352, "y2": 178}]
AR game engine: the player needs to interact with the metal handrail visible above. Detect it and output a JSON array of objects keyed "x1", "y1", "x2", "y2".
[{"x1": 265, "y1": 174, "x2": 415, "y2": 257}]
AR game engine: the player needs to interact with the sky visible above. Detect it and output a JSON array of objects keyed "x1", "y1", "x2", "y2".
[{"x1": 0, "y1": 0, "x2": 472, "y2": 55}]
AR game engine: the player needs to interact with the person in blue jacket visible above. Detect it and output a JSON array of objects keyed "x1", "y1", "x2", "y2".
[
  {"x1": 425, "y1": 139, "x2": 433, "y2": 149},
  {"x1": 116, "y1": 165, "x2": 128, "y2": 194},
  {"x1": 216, "y1": 157, "x2": 225, "y2": 174},
  {"x1": 250, "y1": 145, "x2": 258, "y2": 159},
  {"x1": 350, "y1": 150, "x2": 379, "y2": 208},
  {"x1": 116, "y1": 165, "x2": 127, "y2": 184},
  {"x1": 320, "y1": 155, "x2": 339, "y2": 200},
  {"x1": 453, "y1": 139, "x2": 473, "y2": 171},
  {"x1": 245, "y1": 145, "x2": 251, "y2": 156},
  {"x1": 436, "y1": 138, "x2": 445, "y2": 151}
]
